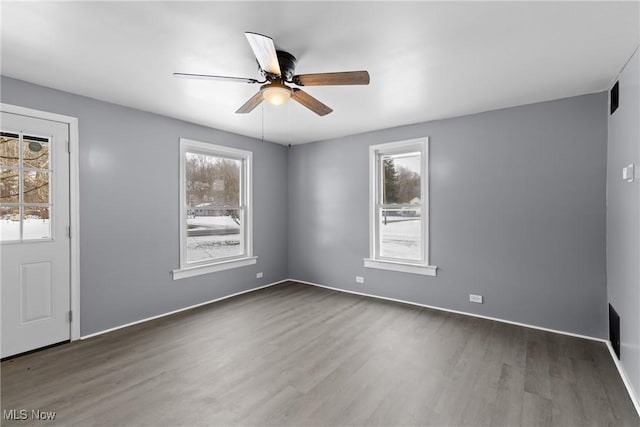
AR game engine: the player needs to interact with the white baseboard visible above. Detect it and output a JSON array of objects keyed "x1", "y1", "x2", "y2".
[
  {"x1": 605, "y1": 342, "x2": 640, "y2": 417},
  {"x1": 292, "y1": 278, "x2": 640, "y2": 417},
  {"x1": 292, "y1": 279, "x2": 605, "y2": 342},
  {"x1": 80, "y1": 279, "x2": 288, "y2": 340}
]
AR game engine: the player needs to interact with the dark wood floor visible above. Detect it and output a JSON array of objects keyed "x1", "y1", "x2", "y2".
[{"x1": 1, "y1": 281, "x2": 638, "y2": 426}]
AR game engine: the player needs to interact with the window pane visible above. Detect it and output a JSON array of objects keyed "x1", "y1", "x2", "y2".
[
  {"x1": 1, "y1": 168, "x2": 19, "y2": 203},
  {"x1": 382, "y1": 152, "x2": 421, "y2": 205},
  {"x1": 23, "y1": 171, "x2": 50, "y2": 204},
  {"x1": 0, "y1": 206, "x2": 20, "y2": 241},
  {"x1": 23, "y1": 206, "x2": 51, "y2": 240},
  {"x1": 0, "y1": 134, "x2": 20, "y2": 168},
  {"x1": 186, "y1": 209, "x2": 243, "y2": 263},
  {"x1": 185, "y1": 152, "x2": 240, "y2": 207},
  {"x1": 379, "y1": 207, "x2": 421, "y2": 261},
  {"x1": 23, "y1": 137, "x2": 50, "y2": 169}
]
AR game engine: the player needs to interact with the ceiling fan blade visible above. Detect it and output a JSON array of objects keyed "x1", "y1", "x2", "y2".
[
  {"x1": 173, "y1": 72, "x2": 260, "y2": 84},
  {"x1": 245, "y1": 32, "x2": 281, "y2": 76},
  {"x1": 293, "y1": 71, "x2": 370, "y2": 86},
  {"x1": 291, "y1": 88, "x2": 333, "y2": 116},
  {"x1": 235, "y1": 91, "x2": 264, "y2": 114}
]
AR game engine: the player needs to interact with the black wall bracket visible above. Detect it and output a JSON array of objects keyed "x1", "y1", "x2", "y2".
[
  {"x1": 609, "y1": 303, "x2": 621, "y2": 359},
  {"x1": 610, "y1": 81, "x2": 619, "y2": 115}
]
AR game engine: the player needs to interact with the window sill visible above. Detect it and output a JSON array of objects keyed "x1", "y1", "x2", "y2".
[
  {"x1": 364, "y1": 258, "x2": 437, "y2": 276},
  {"x1": 173, "y1": 256, "x2": 257, "y2": 280}
]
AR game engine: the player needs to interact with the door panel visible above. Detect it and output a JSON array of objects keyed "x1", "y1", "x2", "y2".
[
  {"x1": 1, "y1": 112, "x2": 70, "y2": 358},
  {"x1": 20, "y1": 261, "x2": 54, "y2": 324}
]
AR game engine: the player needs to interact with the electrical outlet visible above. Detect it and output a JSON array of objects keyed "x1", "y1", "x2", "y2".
[
  {"x1": 469, "y1": 294, "x2": 483, "y2": 304},
  {"x1": 623, "y1": 164, "x2": 634, "y2": 182},
  {"x1": 355, "y1": 276, "x2": 364, "y2": 284},
  {"x1": 256, "y1": 272, "x2": 263, "y2": 279}
]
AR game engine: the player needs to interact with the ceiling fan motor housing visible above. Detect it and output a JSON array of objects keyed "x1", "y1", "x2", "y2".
[{"x1": 261, "y1": 50, "x2": 297, "y2": 81}]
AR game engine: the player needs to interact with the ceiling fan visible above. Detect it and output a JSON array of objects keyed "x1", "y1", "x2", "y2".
[{"x1": 174, "y1": 32, "x2": 370, "y2": 116}]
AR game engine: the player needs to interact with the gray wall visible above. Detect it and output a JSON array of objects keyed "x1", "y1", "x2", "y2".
[
  {"x1": 1, "y1": 76, "x2": 612, "y2": 342},
  {"x1": 607, "y1": 47, "x2": 640, "y2": 403},
  {"x1": 289, "y1": 92, "x2": 609, "y2": 339},
  {"x1": 1, "y1": 76, "x2": 289, "y2": 336}
]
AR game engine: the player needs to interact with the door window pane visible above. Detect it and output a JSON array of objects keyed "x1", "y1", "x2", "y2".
[
  {"x1": 0, "y1": 134, "x2": 20, "y2": 168},
  {"x1": 1, "y1": 168, "x2": 19, "y2": 203},
  {"x1": 23, "y1": 136, "x2": 50, "y2": 169},
  {"x1": 0, "y1": 132, "x2": 53, "y2": 242},
  {"x1": 0, "y1": 206, "x2": 20, "y2": 241},
  {"x1": 23, "y1": 206, "x2": 50, "y2": 240},
  {"x1": 23, "y1": 171, "x2": 50, "y2": 204}
]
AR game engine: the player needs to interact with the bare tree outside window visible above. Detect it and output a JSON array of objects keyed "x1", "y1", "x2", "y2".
[
  {"x1": 184, "y1": 152, "x2": 243, "y2": 263},
  {"x1": 0, "y1": 134, "x2": 51, "y2": 241}
]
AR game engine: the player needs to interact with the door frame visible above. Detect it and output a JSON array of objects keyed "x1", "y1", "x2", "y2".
[{"x1": 1, "y1": 103, "x2": 81, "y2": 341}]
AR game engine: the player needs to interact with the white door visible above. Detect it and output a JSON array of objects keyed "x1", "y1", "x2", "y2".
[{"x1": 1, "y1": 112, "x2": 70, "y2": 358}]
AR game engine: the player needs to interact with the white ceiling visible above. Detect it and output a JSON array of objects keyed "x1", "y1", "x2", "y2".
[{"x1": 1, "y1": 1, "x2": 638, "y2": 145}]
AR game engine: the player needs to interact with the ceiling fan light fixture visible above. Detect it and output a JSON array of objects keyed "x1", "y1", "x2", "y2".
[
  {"x1": 261, "y1": 83, "x2": 292, "y2": 106},
  {"x1": 179, "y1": 32, "x2": 369, "y2": 116}
]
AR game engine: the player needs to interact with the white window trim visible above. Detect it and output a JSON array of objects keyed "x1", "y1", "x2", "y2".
[
  {"x1": 173, "y1": 256, "x2": 257, "y2": 280},
  {"x1": 364, "y1": 137, "x2": 437, "y2": 276},
  {"x1": 172, "y1": 138, "x2": 255, "y2": 280}
]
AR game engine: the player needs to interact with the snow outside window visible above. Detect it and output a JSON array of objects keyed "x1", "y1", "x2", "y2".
[
  {"x1": 173, "y1": 139, "x2": 255, "y2": 280},
  {"x1": 1, "y1": 132, "x2": 53, "y2": 242},
  {"x1": 364, "y1": 137, "x2": 437, "y2": 276}
]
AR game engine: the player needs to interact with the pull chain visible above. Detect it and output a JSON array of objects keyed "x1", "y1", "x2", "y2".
[{"x1": 288, "y1": 99, "x2": 291, "y2": 148}]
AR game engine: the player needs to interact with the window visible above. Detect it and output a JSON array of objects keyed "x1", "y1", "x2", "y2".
[
  {"x1": 364, "y1": 137, "x2": 436, "y2": 276},
  {"x1": 1, "y1": 132, "x2": 52, "y2": 242},
  {"x1": 173, "y1": 138, "x2": 255, "y2": 280}
]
